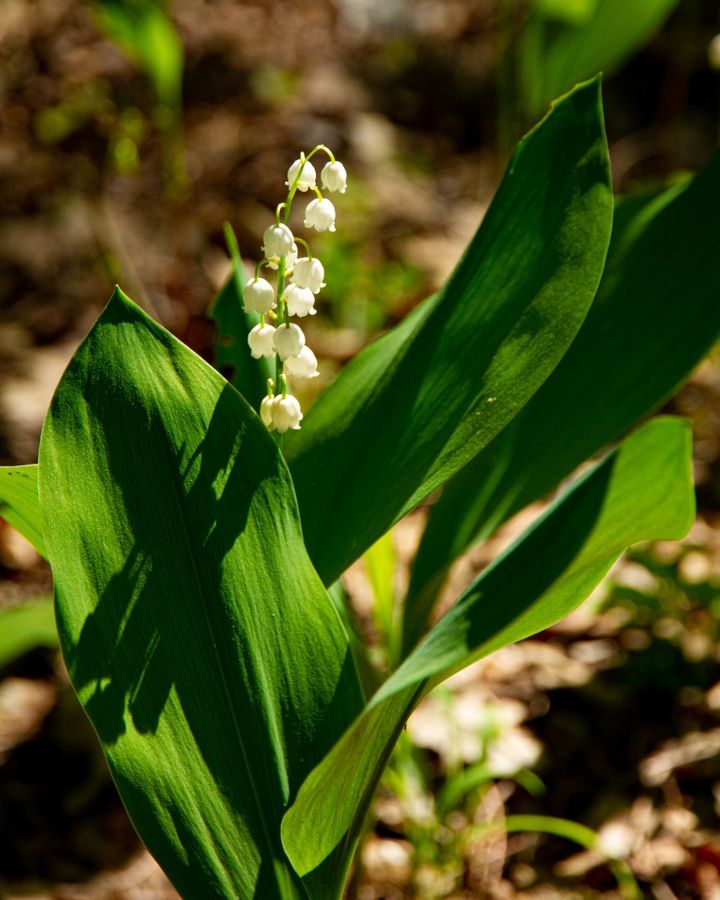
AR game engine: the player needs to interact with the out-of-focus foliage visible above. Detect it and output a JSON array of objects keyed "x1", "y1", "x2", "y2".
[
  {"x1": 93, "y1": 0, "x2": 185, "y2": 185},
  {"x1": 521, "y1": 0, "x2": 682, "y2": 116},
  {"x1": 0, "y1": 599, "x2": 57, "y2": 670},
  {"x1": 93, "y1": 0, "x2": 183, "y2": 113}
]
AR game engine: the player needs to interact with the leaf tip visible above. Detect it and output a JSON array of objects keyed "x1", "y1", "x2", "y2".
[
  {"x1": 109, "y1": 284, "x2": 136, "y2": 311},
  {"x1": 280, "y1": 811, "x2": 309, "y2": 876},
  {"x1": 549, "y1": 72, "x2": 603, "y2": 118}
]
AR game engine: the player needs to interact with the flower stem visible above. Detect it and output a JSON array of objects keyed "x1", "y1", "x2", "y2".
[{"x1": 307, "y1": 143, "x2": 335, "y2": 164}]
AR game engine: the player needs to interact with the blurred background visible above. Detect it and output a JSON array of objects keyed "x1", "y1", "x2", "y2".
[{"x1": 1, "y1": 1, "x2": 720, "y2": 897}]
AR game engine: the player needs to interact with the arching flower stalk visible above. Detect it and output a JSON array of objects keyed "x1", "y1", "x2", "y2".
[{"x1": 244, "y1": 145, "x2": 346, "y2": 434}]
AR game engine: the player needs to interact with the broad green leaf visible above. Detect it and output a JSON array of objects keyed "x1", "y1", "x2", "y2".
[
  {"x1": 282, "y1": 417, "x2": 694, "y2": 878},
  {"x1": 0, "y1": 598, "x2": 57, "y2": 669},
  {"x1": 0, "y1": 465, "x2": 46, "y2": 558},
  {"x1": 210, "y1": 223, "x2": 274, "y2": 411},
  {"x1": 39, "y1": 288, "x2": 364, "y2": 900},
  {"x1": 404, "y1": 156, "x2": 720, "y2": 652},
  {"x1": 286, "y1": 78, "x2": 613, "y2": 585},
  {"x1": 521, "y1": 0, "x2": 680, "y2": 116}
]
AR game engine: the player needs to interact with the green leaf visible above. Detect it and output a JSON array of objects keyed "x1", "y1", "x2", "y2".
[
  {"x1": 286, "y1": 77, "x2": 613, "y2": 585},
  {"x1": 534, "y1": 0, "x2": 600, "y2": 27},
  {"x1": 0, "y1": 598, "x2": 57, "y2": 669},
  {"x1": 282, "y1": 416, "x2": 694, "y2": 878},
  {"x1": 0, "y1": 465, "x2": 46, "y2": 558},
  {"x1": 39, "y1": 288, "x2": 364, "y2": 900},
  {"x1": 94, "y1": 0, "x2": 184, "y2": 110},
  {"x1": 521, "y1": 0, "x2": 680, "y2": 116},
  {"x1": 210, "y1": 223, "x2": 274, "y2": 411},
  {"x1": 364, "y1": 531, "x2": 398, "y2": 664},
  {"x1": 404, "y1": 156, "x2": 720, "y2": 652}
]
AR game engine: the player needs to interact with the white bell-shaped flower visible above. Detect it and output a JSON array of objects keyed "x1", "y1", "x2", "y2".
[
  {"x1": 262, "y1": 223, "x2": 294, "y2": 259},
  {"x1": 272, "y1": 395, "x2": 303, "y2": 433},
  {"x1": 291, "y1": 257, "x2": 325, "y2": 294},
  {"x1": 247, "y1": 323, "x2": 276, "y2": 359},
  {"x1": 243, "y1": 277, "x2": 275, "y2": 314},
  {"x1": 304, "y1": 197, "x2": 336, "y2": 232},
  {"x1": 321, "y1": 160, "x2": 347, "y2": 194},
  {"x1": 260, "y1": 395, "x2": 276, "y2": 429},
  {"x1": 266, "y1": 242, "x2": 298, "y2": 273},
  {"x1": 284, "y1": 345, "x2": 319, "y2": 379},
  {"x1": 286, "y1": 158, "x2": 317, "y2": 192},
  {"x1": 273, "y1": 322, "x2": 305, "y2": 360},
  {"x1": 285, "y1": 242, "x2": 298, "y2": 273},
  {"x1": 284, "y1": 284, "x2": 317, "y2": 317}
]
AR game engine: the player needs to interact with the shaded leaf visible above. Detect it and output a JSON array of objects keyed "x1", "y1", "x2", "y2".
[
  {"x1": 286, "y1": 78, "x2": 613, "y2": 585},
  {"x1": 404, "y1": 156, "x2": 720, "y2": 652},
  {"x1": 521, "y1": 0, "x2": 680, "y2": 116},
  {"x1": 282, "y1": 417, "x2": 694, "y2": 878},
  {"x1": 210, "y1": 223, "x2": 273, "y2": 411}
]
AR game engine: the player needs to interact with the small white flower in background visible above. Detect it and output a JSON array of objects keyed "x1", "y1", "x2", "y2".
[
  {"x1": 243, "y1": 277, "x2": 275, "y2": 314},
  {"x1": 285, "y1": 346, "x2": 319, "y2": 379},
  {"x1": 596, "y1": 821, "x2": 637, "y2": 860},
  {"x1": 286, "y1": 158, "x2": 317, "y2": 192},
  {"x1": 272, "y1": 395, "x2": 303, "y2": 433},
  {"x1": 247, "y1": 323, "x2": 276, "y2": 359},
  {"x1": 260, "y1": 395, "x2": 276, "y2": 429},
  {"x1": 304, "y1": 197, "x2": 336, "y2": 232},
  {"x1": 284, "y1": 284, "x2": 316, "y2": 317},
  {"x1": 291, "y1": 257, "x2": 325, "y2": 294},
  {"x1": 321, "y1": 161, "x2": 347, "y2": 194},
  {"x1": 262, "y1": 223, "x2": 294, "y2": 259},
  {"x1": 273, "y1": 322, "x2": 305, "y2": 360}
]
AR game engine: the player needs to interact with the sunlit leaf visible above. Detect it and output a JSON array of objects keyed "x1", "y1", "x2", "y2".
[
  {"x1": 39, "y1": 288, "x2": 364, "y2": 900},
  {"x1": 0, "y1": 598, "x2": 57, "y2": 669},
  {"x1": 0, "y1": 465, "x2": 46, "y2": 558}
]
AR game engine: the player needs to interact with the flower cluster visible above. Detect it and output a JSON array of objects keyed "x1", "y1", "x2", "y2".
[{"x1": 244, "y1": 146, "x2": 347, "y2": 433}]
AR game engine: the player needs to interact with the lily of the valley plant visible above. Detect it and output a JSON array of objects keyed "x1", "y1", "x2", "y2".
[
  {"x1": 244, "y1": 145, "x2": 345, "y2": 433},
  {"x1": 3, "y1": 76, "x2": 720, "y2": 899}
]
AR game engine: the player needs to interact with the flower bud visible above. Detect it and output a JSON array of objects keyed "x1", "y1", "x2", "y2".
[
  {"x1": 260, "y1": 395, "x2": 276, "y2": 429},
  {"x1": 321, "y1": 160, "x2": 347, "y2": 194},
  {"x1": 284, "y1": 345, "x2": 319, "y2": 379},
  {"x1": 304, "y1": 198, "x2": 336, "y2": 233},
  {"x1": 273, "y1": 322, "x2": 305, "y2": 360},
  {"x1": 291, "y1": 257, "x2": 325, "y2": 294},
  {"x1": 284, "y1": 284, "x2": 317, "y2": 317},
  {"x1": 272, "y1": 395, "x2": 303, "y2": 433},
  {"x1": 243, "y1": 277, "x2": 275, "y2": 314},
  {"x1": 286, "y1": 158, "x2": 317, "y2": 192},
  {"x1": 262, "y1": 223, "x2": 294, "y2": 259},
  {"x1": 247, "y1": 323, "x2": 276, "y2": 359}
]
